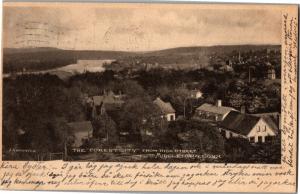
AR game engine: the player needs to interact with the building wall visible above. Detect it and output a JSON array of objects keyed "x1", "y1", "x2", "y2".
[
  {"x1": 268, "y1": 72, "x2": 276, "y2": 80},
  {"x1": 166, "y1": 113, "x2": 176, "y2": 121},
  {"x1": 247, "y1": 119, "x2": 276, "y2": 143},
  {"x1": 73, "y1": 131, "x2": 93, "y2": 147},
  {"x1": 196, "y1": 110, "x2": 228, "y2": 122},
  {"x1": 219, "y1": 118, "x2": 276, "y2": 143},
  {"x1": 196, "y1": 92, "x2": 203, "y2": 98},
  {"x1": 191, "y1": 91, "x2": 203, "y2": 99},
  {"x1": 219, "y1": 128, "x2": 247, "y2": 139}
]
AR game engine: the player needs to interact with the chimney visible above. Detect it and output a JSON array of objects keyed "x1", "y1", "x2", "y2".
[
  {"x1": 216, "y1": 99, "x2": 222, "y2": 107},
  {"x1": 277, "y1": 113, "x2": 281, "y2": 129},
  {"x1": 241, "y1": 105, "x2": 246, "y2": 114}
]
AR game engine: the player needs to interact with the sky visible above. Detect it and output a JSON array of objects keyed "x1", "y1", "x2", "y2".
[{"x1": 3, "y1": 3, "x2": 282, "y2": 51}]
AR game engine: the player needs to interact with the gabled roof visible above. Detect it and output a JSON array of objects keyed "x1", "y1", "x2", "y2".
[
  {"x1": 251, "y1": 112, "x2": 279, "y2": 133},
  {"x1": 219, "y1": 111, "x2": 260, "y2": 136},
  {"x1": 196, "y1": 103, "x2": 235, "y2": 115},
  {"x1": 92, "y1": 91, "x2": 124, "y2": 106},
  {"x1": 92, "y1": 96, "x2": 105, "y2": 105},
  {"x1": 67, "y1": 121, "x2": 93, "y2": 133},
  {"x1": 263, "y1": 116, "x2": 279, "y2": 134},
  {"x1": 267, "y1": 69, "x2": 275, "y2": 73},
  {"x1": 153, "y1": 97, "x2": 175, "y2": 114}
]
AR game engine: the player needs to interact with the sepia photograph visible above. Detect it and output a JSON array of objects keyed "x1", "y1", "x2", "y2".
[{"x1": 2, "y1": 3, "x2": 283, "y2": 164}]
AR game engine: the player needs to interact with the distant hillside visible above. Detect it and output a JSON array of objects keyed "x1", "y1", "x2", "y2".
[
  {"x1": 4, "y1": 47, "x2": 137, "y2": 60},
  {"x1": 112, "y1": 45, "x2": 281, "y2": 70},
  {"x1": 3, "y1": 45, "x2": 280, "y2": 73},
  {"x1": 3, "y1": 47, "x2": 138, "y2": 73},
  {"x1": 147, "y1": 45, "x2": 280, "y2": 56},
  {"x1": 4, "y1": 47, "x2": 61, "y2": 54}
]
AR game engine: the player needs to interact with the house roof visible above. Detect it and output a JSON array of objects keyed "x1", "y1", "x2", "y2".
[
  {"x1": 196, "y1": 103, "x2": 235, "y2": 115},
  {"x1": 219, "y1": 111, "x2": 260, "y2": 136},
  {"x1": 251, "y1": 112, "x2": 279, "y2": 133},
  {"x1": 190, "y1": 89, "x2": 202, "y2": 95},
  {"x1": 251, "y1": 112, "x2": 280, "y2": 119},
  {"x1": 92, "y1": 91, "x2": 124, "y2": 106},
  {"x1": 92, "y1": 96, "x2": 105, "y2": 105},
  {"x1": 67, "y1": 121, "x2": 93, "y2": 133},
  {"x1": 153, "y1": 97, "x2": 175, "y2": 114},
  {"x1": 263, "y1": 116, "x2": 279, "y2": 133},
  {"x1": 267, "y1": 69, "x2": 275, "y2": 74}
]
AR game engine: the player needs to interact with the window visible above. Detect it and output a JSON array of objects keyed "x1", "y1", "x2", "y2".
[
  {"x1": 170, "y1": 115, "x2": 174, "y2": 121},
  {"x1": 263, "y1": 126, "x2": 267, "y2": 132},
  {"x1": 258, "y1": 136, "x2": 262, "y2": 143},
  {"x1": 257, "y1": 126, "x2": 260, "y2": 132},
  {"x1": 265, "y1": 136, "x2": 273, "y2": 143},
  {"x1": 250, "y1": 137, "x2": 255, "y2": 143}
]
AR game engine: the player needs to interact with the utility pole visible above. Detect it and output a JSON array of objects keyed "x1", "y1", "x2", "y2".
[
  {"x1": 64, "y1": 130, "x2": 68, "y2": 160},
  {"x1": 248, "y1": 66, "x2": 251, "y2": 83},
  {"x1": 106, "y1": 119, "x2": 109, "y2": 144},
  {"x1": 183, "y1": 98, "x2": 188, "y2": 118}
]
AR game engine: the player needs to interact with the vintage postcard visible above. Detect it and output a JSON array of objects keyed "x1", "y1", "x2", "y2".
[{"x1": 0, "y1": 2, "x2": 298, "y2": 193}]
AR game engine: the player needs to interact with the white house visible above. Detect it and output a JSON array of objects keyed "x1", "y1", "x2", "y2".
[
  {"x1": 194, "y1": 100, "x2": 236, "y2": 122},
  {"x1": 153, "y1": 97, "x2": 176, "y2": 121},
  {"x1": 250, "y1": 112, "x2": 281, "y2": 130},
  {"x1": 190, "y1": 89, "x2": 203, "y2": 99},
  {"x1": 267, "y1": 68, "x2": 276, "y2": 80},
  {"x1": 219, "y1": 111, "x2": 278, "y2": 143}
]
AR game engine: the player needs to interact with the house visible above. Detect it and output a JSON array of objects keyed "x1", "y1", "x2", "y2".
[
  {"x1": 267, "y1": 68, "x2": 276, "y2": 80},
  {"x1": 219, "y1": 111, "x2": 278, "y2": 143},
  {"x1": 153, "y1": 97, "x2": 176, "y2": 121},
  {"x1": 190, "y1": 89, "x2": 203, "y2": 99},
  {"x1": 250, "y1": 112, "x2": 281, "y2": 130},
  {"x1": 67, "y1": 121, "x2": 94, "y2": 147},
  {"x1": 194, "y1": 100, "x2": 236, "y2": 122},
  {"x1": 220, "y1": 60, "x2": 233, "y2": 72},
  {"x1": 220, "y1": 65, "x2": 233, "y2": 72},
  {"x1": 89, "y1": 90, "x2": 125, "y2": 119}
]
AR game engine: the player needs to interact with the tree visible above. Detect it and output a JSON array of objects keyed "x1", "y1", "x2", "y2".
[
  {"x1": 247, "y1": 96, "x2": 265, "y2": 113},
  {"x1": 72, "y1": 80, "x2": 101, "y2": 97},
  {"x1": 169, "y1": 87, "x2": 190, "y2": 116},
  {"x1": 63, "y1": 86, "x2": 86, "y2": 121},
  {"x1": 3, "y1": 113, "x2": 18, "y2": 150},
  {"x1": 92, "y1": 113, "x2": 118, "y2": 145},
  {"x1": 51, "y1": 117, "x2": 72, "y2": 152},
  {"x1": 156, "y1": 85, "x2": 171, "y2": 100},
  {"x1": 227, "y1": 92, "x2": 245, "y2": 109},
  {"x1": 225, "y1": 137, "x2": 253, "y2": 163},
  {"x1": 121, "y1": 80, "x2": 145, "y2": 98},
  {"x1": 119, "y1": 97, "x2": 162, "y2": 141},
  {"x1": 164, "y1": 120, "x2": 225, "y2": 156},
  {"x1": 202, "y1": 79, "x2": 218, "y2": 95}
]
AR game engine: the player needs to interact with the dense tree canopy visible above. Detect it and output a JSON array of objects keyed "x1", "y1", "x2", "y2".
[{"x1": 3, "y1": 58, "x2": 281, "y2": 162}]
